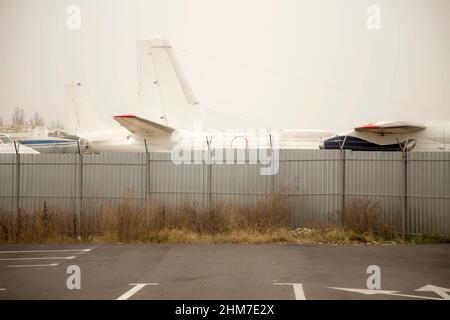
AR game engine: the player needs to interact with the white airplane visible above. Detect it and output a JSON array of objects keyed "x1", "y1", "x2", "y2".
[
  {"x1": 0, "y1": 133, "x2": 39, "y2": 154},
  {"x1": 65, "y1": 82, "x2": 149, "y2": 152},
  {"x1": 321, "y1": 121, "x2": 450, "y2": 151},
  {"x1": 108, "y1": 38, "x2": 333, "y2": 151},
  {"x1": 63, "y1": 39, "x2": 450, "y2": 153},
  {"x1": 66, "y1": 38, "x2": 334, "y2": 152},
  {"x1": 19, "y1": 137, "x2": 80, "y2": 154}
]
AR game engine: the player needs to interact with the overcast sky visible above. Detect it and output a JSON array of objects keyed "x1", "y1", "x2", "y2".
[{"x1": 0, "y1": 0, "x2": 449, "y2": 130}]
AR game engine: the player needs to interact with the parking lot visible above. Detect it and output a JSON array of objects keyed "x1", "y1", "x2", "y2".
[{"x1": 0, "y1": 244, "x2": 449, "y2": 300}]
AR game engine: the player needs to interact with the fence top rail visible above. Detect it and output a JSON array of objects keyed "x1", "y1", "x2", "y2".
[{"x1": 2, "y1": 159, "x2": 450, "y2": 166}]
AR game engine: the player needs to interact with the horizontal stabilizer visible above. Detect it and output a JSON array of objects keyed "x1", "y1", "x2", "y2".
[
  {"x1": 113, "y1": 115, "x2": 175, "y2": 136},
  {"x1": 355, "y1": 121, "x2": 426, "y2": 134}
]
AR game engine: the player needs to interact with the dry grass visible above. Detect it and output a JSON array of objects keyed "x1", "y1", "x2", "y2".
[
  {"x1": 288, "y1": 227, "x2": 402, "y2": 244},
  {"x1": 0, "y1": 195, "x2": 292, "y2": 244},
  {"x1": 0, "y1": 198, "x2": 446, "y2": 245},
  {"x1": 292, "y1": 199, "x2": 401, "y2": 244},
  {"x1": 0, "y1": 202, "x2": 76, "y2": 243},
  {"x1": 339, "y1": 199, "x2": 399, "y2": 236}
]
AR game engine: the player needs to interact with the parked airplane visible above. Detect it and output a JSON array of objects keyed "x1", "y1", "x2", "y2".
[
  {"x1": 20, "y1": 138, "x2": 80, "y2": 154},
  {"x1": 0, "y1": 133, "x2": 39, "y2": 154},
  {"x1": 65, "y1": 82, "x2": 148, "y2": 152},
  {"x1": 108, "y1": 38, "x2": 333, "y2": 151},
  {"x1": 65, "y1": 38, "x2": 333, "y2": 152},
  {"x1": 321, "y1": 121, "x2": 450, "y2": 151},
  {"x1": 61, "y1": 38, "x2": 450, "y2": 153}
]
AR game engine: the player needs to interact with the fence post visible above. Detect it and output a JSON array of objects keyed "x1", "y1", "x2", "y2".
[
  {"x1": 73, "y1": 153, "x2": 78, "y2": 239},
  {"x1": 208, "y1": 149, "x2": 212, "y2": 214},
  {"x1": 340, "y1": 149, "x2": 346, "y2": 225},
  {"x1": 77, "y1": 140, "x2": 83, "y2": 240},
  {"x1": 270, "y1": 146, "x2": 277, "y2": 224},
  {"x1": 13, "y1": 141, "x2": 20, "y2": 222},
  {"x1": 402, "y1": 151, "x2": 408, "y2": 239},
  {"x1": 144, "y1": 139, "x2": 150, "y2": 203},
  {"x1": 269, "y1": 135, "x2": 275, "y2": 195},
  {"x1": 205, "y1": 140, "x2": 213, "y2": 228}
]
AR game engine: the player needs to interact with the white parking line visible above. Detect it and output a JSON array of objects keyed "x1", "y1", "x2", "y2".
[
  {"x1": 0, "y1": 256, "x2": 75, "y2": 261},
  {"x1": 117, "y1": 283, "x2": 159, "y2": 300},
  {"x1": 274, "y1": 282, "x2": 306, "y2": 300},
  {"x1": 329, "y1": 287, "x2": 446, "y2": 300},
  {"x1": 0, "y1": 249, "x2": 91, "y2": 254},
  {"x1": 7, "y1": 263, "x2": 59, "y2": 268}
]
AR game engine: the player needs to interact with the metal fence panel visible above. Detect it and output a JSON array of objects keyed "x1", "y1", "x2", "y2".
[
  {"x1": 345, "y1": 151, "x2": 404, "y2": 228},
  {"x1": 0, "y1": 150, "x2": 449, "y2": 235},
  {"x1": 408, "y1": 152, "x2": 450, "y2": 235},
  {"x1": 211, "y1": 163, "x2": 272, "y2": 208},
  {"x1": 0, "y1": 154, "x2": 16, "y2": 214},
  {"x1": 82, "y1": 153, "x2": 146, "y2": 212},
  {"x1": 277, "y1": 150, "x2": 341, "y2": 226},
  {"x1": 148, "y1": 151, "x2": 206, "y2": 210},
  {"x1": 19, "y1": 154, "x2": 78, "y2": 213}
]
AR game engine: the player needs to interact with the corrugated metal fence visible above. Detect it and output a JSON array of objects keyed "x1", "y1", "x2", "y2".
[{"x1": 0, "y1": 150, "x2": 449, "y2": 235}]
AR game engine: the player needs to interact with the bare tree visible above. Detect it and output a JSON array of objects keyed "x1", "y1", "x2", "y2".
[
  {"x1": 12, "y1": 107, "x2": 26, "y2": 125},
  {"x1": 30, "y1": 111, "x2": 45, "y2": 127},
  {"x1": 0, "y1": 117, "x2": 3, "y2": 126},
  {"x1": 50, "y1": 120, "x2": 65, "y2": 130}
]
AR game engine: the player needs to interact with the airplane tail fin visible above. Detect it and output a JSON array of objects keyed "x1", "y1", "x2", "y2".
[
  {"x1": 65, "y1": 82, "x2": 111, "y2": 134},
  {"x1": 137, "y1": 38, "x2": 198, "y2": 126}
]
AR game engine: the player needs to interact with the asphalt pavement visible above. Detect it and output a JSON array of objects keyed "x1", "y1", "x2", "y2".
[{"x1": 0, "y1": 243, "x2": 449, "y2": 300}]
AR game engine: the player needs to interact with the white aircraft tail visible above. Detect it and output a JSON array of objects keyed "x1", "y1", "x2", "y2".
[
  {"x1": 137, "y1": 38, "x2": 198, "y2": 127},
  {"x1": 65, "y1": 82, "x2": 112, "y2": 134}
]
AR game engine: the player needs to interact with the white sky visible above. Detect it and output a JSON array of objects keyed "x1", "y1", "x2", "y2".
[{"x1": 0, "y1": 0, "x2": 449, "y2": 130}]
